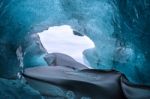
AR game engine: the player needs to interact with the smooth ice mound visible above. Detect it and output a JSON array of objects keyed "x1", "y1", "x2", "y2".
[{"x1": 38, "y1": 25, "x2": 94, "y2": 67}]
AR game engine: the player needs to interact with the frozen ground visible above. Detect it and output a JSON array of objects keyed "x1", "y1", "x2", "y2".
[{"x1": 38, "y1": 25, "x2": 94, "y2": 67}]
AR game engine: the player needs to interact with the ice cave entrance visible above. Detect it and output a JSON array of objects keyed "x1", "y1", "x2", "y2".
[{"x1": 38, "y1": 25, "x2": 94, "y2": 66}]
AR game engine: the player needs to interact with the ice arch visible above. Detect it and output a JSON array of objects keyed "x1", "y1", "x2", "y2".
[{"x1": 0, "y1": 0, "x2": 150, "y2": 85}]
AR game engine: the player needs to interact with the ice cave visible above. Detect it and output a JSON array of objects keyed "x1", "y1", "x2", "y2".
[{"x1": 0, "y1": 0, "x2": 150, "y2": 99}]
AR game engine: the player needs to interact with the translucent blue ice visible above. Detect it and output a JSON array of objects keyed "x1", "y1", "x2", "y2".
[{"x1": 0, "y1": 0, "x2": 150, "y2": 85}]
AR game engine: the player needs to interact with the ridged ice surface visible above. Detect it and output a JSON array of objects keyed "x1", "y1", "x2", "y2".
[{"x1": 0, "y1": 0, "x2": 150, "y2": 85}]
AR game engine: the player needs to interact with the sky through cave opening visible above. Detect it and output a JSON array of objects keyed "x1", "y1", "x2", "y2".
[{"x1": 38, "y1": 25, "x2": 94, "y2": 67}]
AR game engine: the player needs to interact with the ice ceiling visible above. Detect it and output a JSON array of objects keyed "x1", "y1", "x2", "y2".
[{"x1": 0, "y1": 0, "x2": 150, "y2": 85}]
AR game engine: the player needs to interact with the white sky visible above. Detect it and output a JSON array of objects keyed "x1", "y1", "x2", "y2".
[{"x1": 38, "y1": 25, "x2": 94, "y2": 66}]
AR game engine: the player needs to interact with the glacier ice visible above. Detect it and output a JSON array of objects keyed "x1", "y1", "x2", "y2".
[
  {"x1": 0, "y1": 0, "x2": 150, "y2": 86},
  {"x1": 0, "y1": 78, "x2": 42, "y2": 99}
]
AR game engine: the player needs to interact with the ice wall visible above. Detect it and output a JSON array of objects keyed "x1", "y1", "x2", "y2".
[
  {"x1": 110, "y1": 0, "x2": 150, "y2": 85},
  {"x1": 0, "y1": 0, "x2": 150, "y2": 85}
]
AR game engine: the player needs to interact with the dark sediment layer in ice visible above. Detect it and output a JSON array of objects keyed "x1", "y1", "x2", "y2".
[{"x1": 23, "y1": 66, "x2": 150, "y2": 99}]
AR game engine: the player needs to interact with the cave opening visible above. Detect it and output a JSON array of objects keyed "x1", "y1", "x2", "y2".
[{"x1": 37, "y1": 25, "x2": 94, "y2": 67}]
